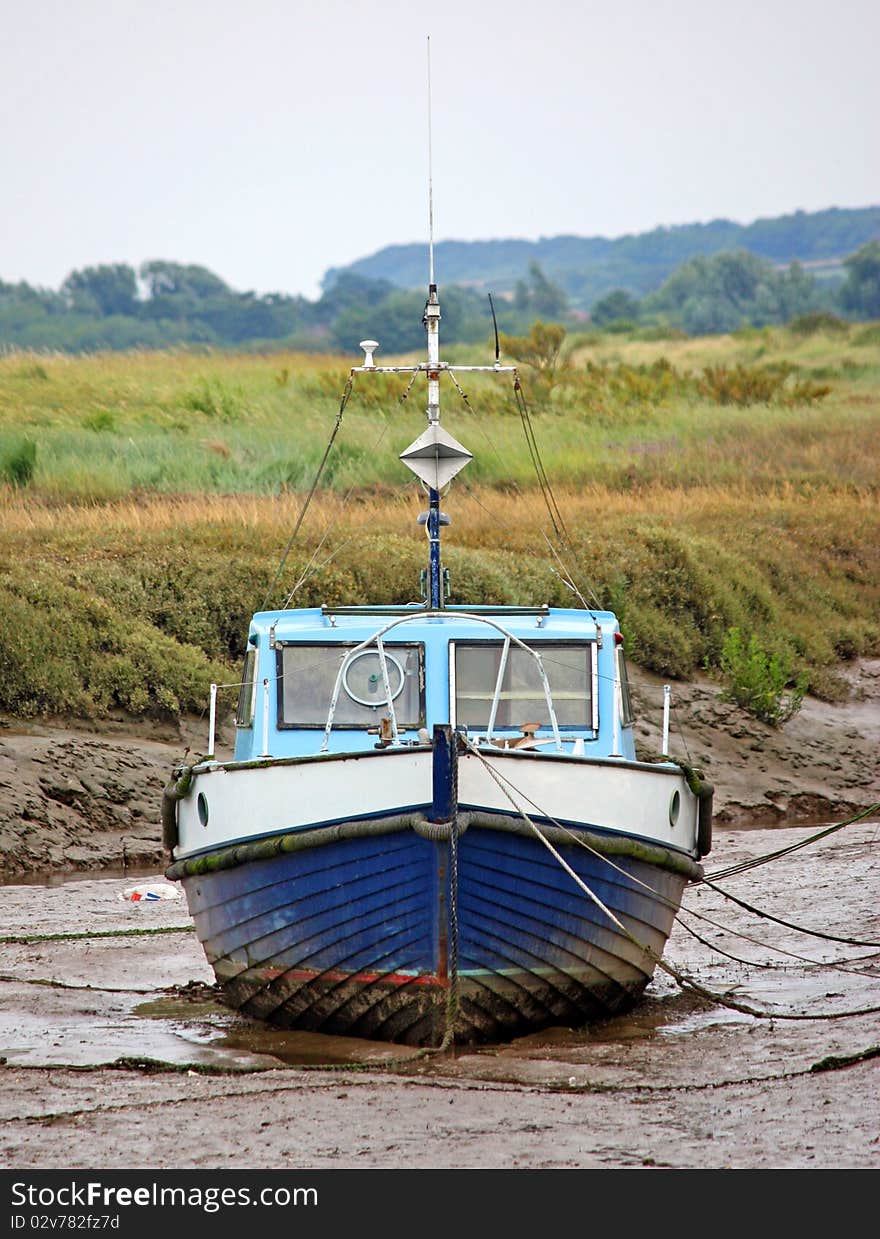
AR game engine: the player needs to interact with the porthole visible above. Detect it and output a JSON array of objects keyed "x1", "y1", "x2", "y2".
[
  {"x1": 668, "y1": 789, "x2": 680, "y2": 829},
  {"x1": 197, "y1": 792, "x2": 209, "y2": 828}
]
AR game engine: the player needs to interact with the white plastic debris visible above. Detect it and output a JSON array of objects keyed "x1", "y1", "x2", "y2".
[{"x1": 119, "y1": 882, "x2": 181, "y2": 902}]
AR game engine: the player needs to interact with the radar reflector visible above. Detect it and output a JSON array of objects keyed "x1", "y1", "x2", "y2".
[{"x1": 399, "y1": 423, "x2": 472, "y2": 490}]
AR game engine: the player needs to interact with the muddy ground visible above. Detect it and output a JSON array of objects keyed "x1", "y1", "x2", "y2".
[
  {"x1": 0, "y1": 820, "x2": 878, "y2": 1169},
  {"x1": 0, "y1": 660, "x2": 878, "y2": 1170},
  {"x1": 0, "y1": 659, "x2": 878, "y2": 880}
]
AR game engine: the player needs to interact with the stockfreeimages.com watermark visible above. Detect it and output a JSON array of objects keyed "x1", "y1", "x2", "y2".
[{"x1": 10, "y1": 1180, "x2": 317, "y2": 1218}]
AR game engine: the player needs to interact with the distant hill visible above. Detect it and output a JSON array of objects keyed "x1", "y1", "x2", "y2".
[{"x1": 322, "y1": 205, "x2": 880, "y2": 310}]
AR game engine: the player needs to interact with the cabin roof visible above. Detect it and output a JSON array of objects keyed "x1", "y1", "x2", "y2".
[{"x1": 249, "y1": 605, "x2": 618, "y2": 645}]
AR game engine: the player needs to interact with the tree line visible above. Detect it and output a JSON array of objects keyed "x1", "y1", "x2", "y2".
[
  {"x1": 1, "y1": 242, "x2": 878, "y2": 355},
  {"x1": 590, "y1": 242, "x2": 880, "y2": 332},
  {"x1": 0, "y1": 259, "x2": 566, "y2": 354}
]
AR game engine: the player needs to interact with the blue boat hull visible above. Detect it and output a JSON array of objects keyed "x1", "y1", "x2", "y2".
[{"x1": 175, "y1": 820, "x2": 689, "y2": 1045}]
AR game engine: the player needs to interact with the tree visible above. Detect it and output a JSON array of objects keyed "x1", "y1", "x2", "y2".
[
  {"x1": 139, "y1": 261, "x2": 229, "y2": 300},
  {"x1": 839, "y1": 241, "x2": 880, "y2": 319},
  {"x1": 330, "y1": 289, "x2": 427, "y2": 354},
  {"x1": 61, "y1": 264, "x2": 138, "y2": 316},
  {"x1": 591, "y1": 288, "x2": 641, "y2": 326},
  {"x1": 513, "y1": 261, "x2": 568, "y2": 320},
  {"x1": 314, "y1": 272, "x2": 396, "y2": 326},
  {"x1": 643, "y1": 249, "x2": 824, "y2": 335}
]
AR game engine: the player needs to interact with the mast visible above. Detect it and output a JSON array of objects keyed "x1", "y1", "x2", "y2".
[
  {"x1": 351, "y1": 37, "x2": 515, "y2": 610},
  {"x1": 424, "y1": 36, "x2": 442, "y2": 608},
  {"x1": 425, "y1": 282, "x2": 443, "y2": 607}
]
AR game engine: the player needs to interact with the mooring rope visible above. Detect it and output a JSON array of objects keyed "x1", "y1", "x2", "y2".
[
  {"x1": 456, "y1": 733, "x2": 880, "y2": 968},
  {"x1": 704, "y1": 803, "x2": 880, "y2": 881},
  {"x1": 697, "y1": 876, "x2": 880, "y2": 948},
  {"x1": 461, "y1": 739, "x2": 880, "y2": 1021},
  {"x1": 673, "y1": 913, "x2": 880, "y2": 978},
  {"x1": 0, "y1": 926, "x2": 195, "y2": 945}
]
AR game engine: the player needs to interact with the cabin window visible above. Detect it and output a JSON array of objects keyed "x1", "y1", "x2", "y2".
[
  {"x1": 618, "y1": 649, "x2": 635, "y2": 726},
  {"x1": 276, "y1": 643, "x2": 424, "y2": 728},
  {"x1": 453, "y1": 642, "x2": 593, "y2": 730},
  {"x1": 235, "y1": 649, "x2": 257, "y2": 727}
]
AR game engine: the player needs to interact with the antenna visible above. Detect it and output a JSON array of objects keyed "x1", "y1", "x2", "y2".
[
  {"x1": 427, "y1": 34, "x2": 435, "y2": 286},
  {"x1": 488, "y1": 293, "x2": 500, "y2": 363}
]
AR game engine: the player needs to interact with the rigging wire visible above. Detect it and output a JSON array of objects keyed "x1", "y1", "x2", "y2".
[
  {"x1": 259, "y1": 375, "x2": 354, "y2": 611},
  {"x1": 446, "y1": 365, "x2": 602, "y2": 611},
  {"x1": 459, "y1": 737, "x2": 880, "y2": 1019},
  {"x1": 513, "y1": 375, "x2": 569, "y2": 545},
  {"x1": 272, "y1": 372, "x2": 418, "y2": 611},
  {"x1": 541, "y1": 531, "x2": 603, "y2": 611},
  {"x1": 467, "y1": 734, "x2": 880, "y2": 967}
]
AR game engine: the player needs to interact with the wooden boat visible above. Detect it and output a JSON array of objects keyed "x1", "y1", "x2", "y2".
[{"x1": 164, "y1": 279, "x2": 713, "y2": 1047}]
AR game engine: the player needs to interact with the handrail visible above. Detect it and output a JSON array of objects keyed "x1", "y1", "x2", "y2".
[
  {"x1": 484, "y1": 636, "x2": 510, "y2": 743},
  {"x1": 319, "y1": 610, "x2": 564, "y2": 753}
]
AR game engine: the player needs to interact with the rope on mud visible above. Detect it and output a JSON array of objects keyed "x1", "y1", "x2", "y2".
[
  {"x1": 704, "y1": 802, "x2": 880, "y2": 881},
  {"x1": 673, "y1": 917, "x2": 880, "y2": 979},
  {"x1": 697, "y1": 877, "x2": 880, "y2": 948},
  {"x1": 0, "y1": 925, "x2": 195, "y2": 945},
  {"x1": 0, "y1": 973, "x2": 166, "y2": 995},
  {"x1": 675, "y1": 904, "x2": 880, "y2": 980},
  {"x1": 459, "y1": 740, "x2": 880, "y2": 977},
  {"x1": 7, "y1": 1041, "x2": 879, "y2": 1093},
  {"x1": 462, "y1": 740, "x2": 880, "y2": 1023}
]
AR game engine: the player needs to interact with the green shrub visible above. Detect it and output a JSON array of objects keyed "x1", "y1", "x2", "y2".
[
  {"x1": 181, "y1": 379, "x2": 246, "y2": 421},
  {"x1": 788, "y1": 312, "x2": 848, "y2": 336},
  {"x1": 16, "y1": 362, "x2": 49, "y2": 381},
  {"x1": 718, "y1": 626, "x2": 808, "y2": 726},
  {"x1": 852, "y1": 322, "x2": 880, "y2": 346},
  {"x1": 698, "y1": 364, "x2": 783, "y2": 405},
  {"x1": 83, "y1": 408, "x2": 117, "y2": 432},
  {"x1": 1, "y1": 438, "x2": 37, "y2": 486}
]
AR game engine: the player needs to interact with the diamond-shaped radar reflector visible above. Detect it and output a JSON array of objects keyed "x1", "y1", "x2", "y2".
[{"x1": 399, "y1": 424, "x2": 473, "y2": 490}]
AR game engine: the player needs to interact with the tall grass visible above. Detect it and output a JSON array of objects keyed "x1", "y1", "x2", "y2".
[
  {"x1": 2, "y1": 326, "x2": 877, "y2": 501},
  {"x1": 0, "y1": 324, "x2": 877, "y2": 719}
]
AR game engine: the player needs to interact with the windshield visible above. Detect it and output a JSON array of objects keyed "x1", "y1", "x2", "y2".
[
  {"x1": 277, "y1": 642, "x2": 424, "y2": 728},
  {"x1": 453, "y1": 641, "x2": 593, "y2": 730}
]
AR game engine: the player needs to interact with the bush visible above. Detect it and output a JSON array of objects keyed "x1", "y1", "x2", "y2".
[
  {"x1": 718, "y1": 626, "x2": 808, "y2": 726},
  {"x1": 1, "y1": 438, "x2": 37, "y2": 487},
  {"x1": 181, "y1": 379, "x2": 246, "y2": 421},
  {"x1": 788, "y1": 311, "x2": 848, "y2": 336},
  {"x1": 83, "y1": 408, "x2": 117, "y2": 432}
]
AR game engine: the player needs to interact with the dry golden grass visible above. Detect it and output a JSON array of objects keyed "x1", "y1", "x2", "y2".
[{"x1": 1, "y1": 326, "x2": 878, "y2": 718}]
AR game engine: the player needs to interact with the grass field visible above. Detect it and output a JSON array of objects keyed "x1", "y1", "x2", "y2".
[{"x1": 1, "y1": 321, "x2": 878, "y2": 720}]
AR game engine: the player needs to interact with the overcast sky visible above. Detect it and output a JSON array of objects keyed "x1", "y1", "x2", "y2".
[{"x1": 2, "y1": 0, "x2": 878, "y2": 299}]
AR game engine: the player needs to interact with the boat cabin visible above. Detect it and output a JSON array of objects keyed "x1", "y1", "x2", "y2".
[{"x1": 230, "y1": 603, "x2": 636, "y2": 764}]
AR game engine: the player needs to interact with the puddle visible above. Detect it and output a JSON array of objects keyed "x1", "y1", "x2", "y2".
[{"x1": 134, "y1": 994, "x2": 419, "y2": 1067}]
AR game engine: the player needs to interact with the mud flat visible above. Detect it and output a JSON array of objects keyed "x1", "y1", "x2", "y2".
[{"x1": 1, "y1": 820, "x2": 878, "y2": 1170}]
